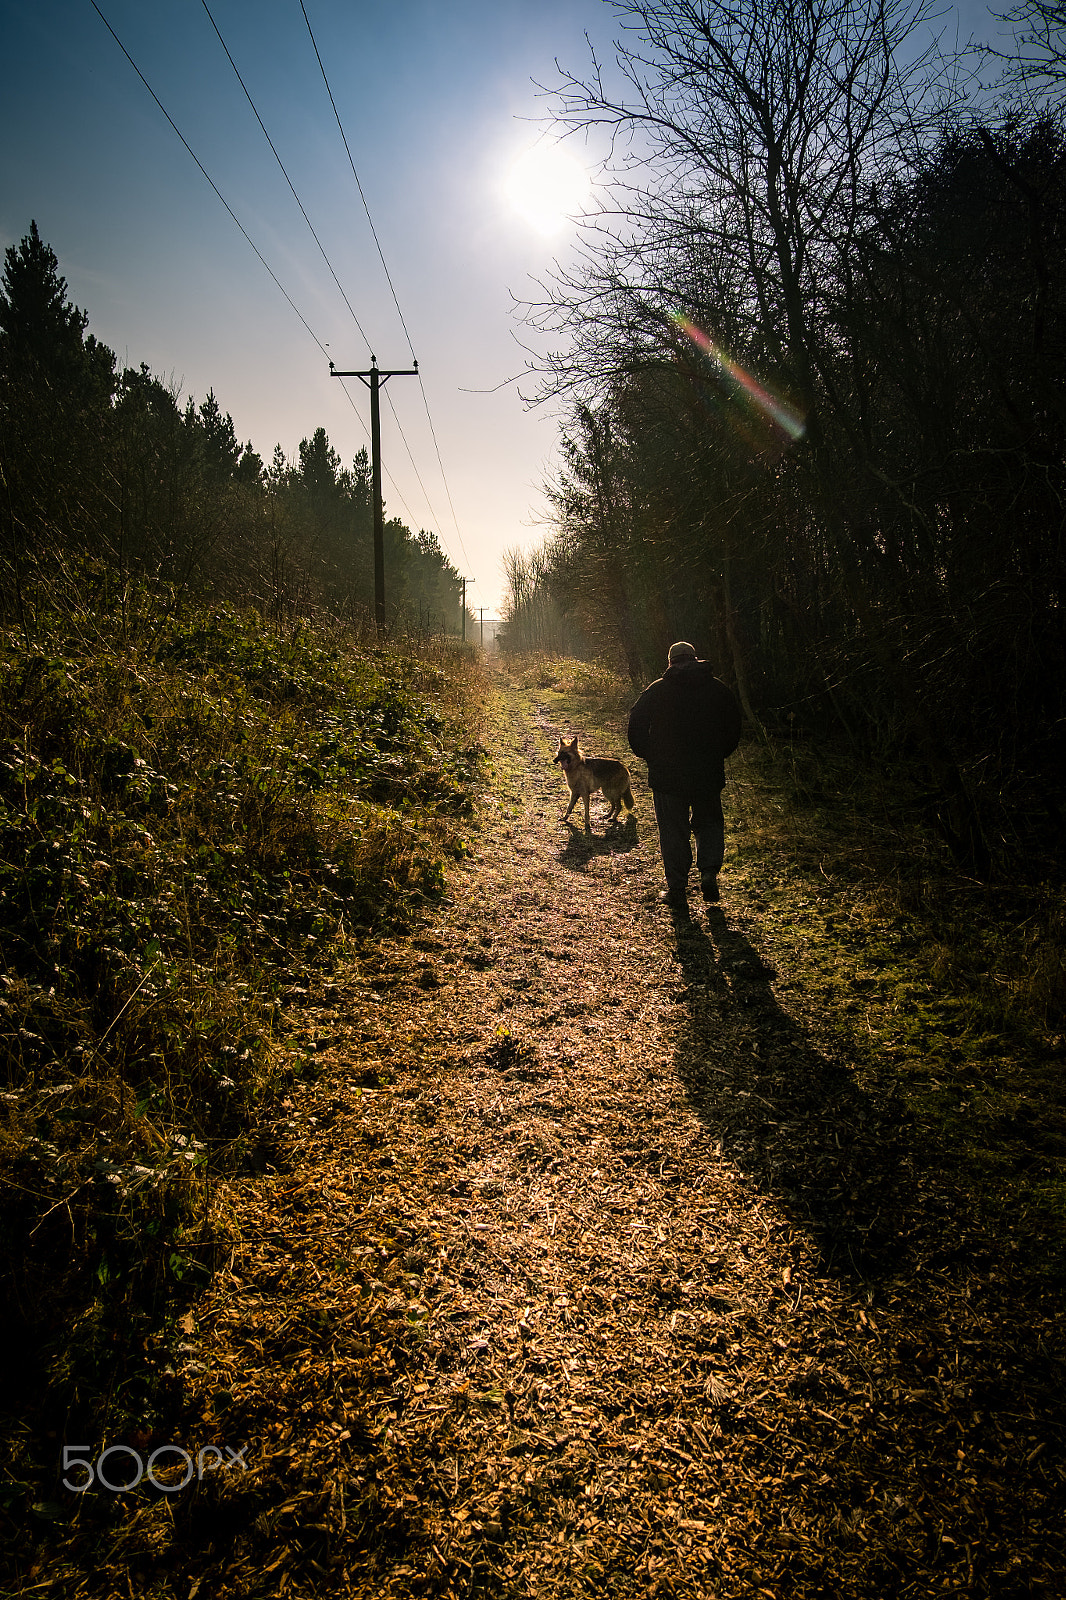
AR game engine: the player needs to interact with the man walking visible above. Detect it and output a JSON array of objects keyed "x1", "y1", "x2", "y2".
[{"x1": 627, "y1": 641, "x2": 742, "y2": 907}]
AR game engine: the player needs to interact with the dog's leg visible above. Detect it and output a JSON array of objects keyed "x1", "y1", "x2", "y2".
[
  {"x1": 584, "y1": 793, "x2": 592, "y2": 834},
  {"x1": 562, "y1": 786, "x2": 579, "y2": 821}
]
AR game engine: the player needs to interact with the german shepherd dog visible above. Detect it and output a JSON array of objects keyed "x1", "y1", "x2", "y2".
[{"x1": 553, "y1": 736, "x2": 635, "y2": 833}]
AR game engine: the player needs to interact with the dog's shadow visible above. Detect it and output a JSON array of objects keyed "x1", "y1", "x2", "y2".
[{"x1": 558, "y1": 814, "x2": 640, "y2": 870}]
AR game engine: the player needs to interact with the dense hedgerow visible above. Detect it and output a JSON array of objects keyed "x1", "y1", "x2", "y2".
[{"x1": 0, "y1": 592, "x2": 483, "y2": 1408}]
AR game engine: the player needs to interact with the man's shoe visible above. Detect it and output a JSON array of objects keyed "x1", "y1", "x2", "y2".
[
  {"x1": 658, "y1": 887, "x2": 687, "y2": 907},
  {"x1": 700, "y1": 874, "x2": 720, "y2": 903}
]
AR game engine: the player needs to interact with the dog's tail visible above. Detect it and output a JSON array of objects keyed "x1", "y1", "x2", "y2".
[{"x1": 621, "y1": 784, "x2": 635, "y2": 814}]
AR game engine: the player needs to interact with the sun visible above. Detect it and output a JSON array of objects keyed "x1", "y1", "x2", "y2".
[{"x1": 504, "y1": 143, "x2": 591, "y2": 237}]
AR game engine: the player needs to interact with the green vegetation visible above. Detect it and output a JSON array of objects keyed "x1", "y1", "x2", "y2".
[{"x1": 0, "y1": 585, "x2": 485, "y2": 1435}]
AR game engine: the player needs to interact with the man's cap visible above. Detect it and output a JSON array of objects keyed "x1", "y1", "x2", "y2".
[{"x1": 668, "y1": 640, "x2": 698, "y2": 664}]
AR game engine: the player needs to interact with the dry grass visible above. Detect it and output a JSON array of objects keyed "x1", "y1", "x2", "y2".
[{"x1": 505, "y1": 652, "x2": 631, "y2": 713}]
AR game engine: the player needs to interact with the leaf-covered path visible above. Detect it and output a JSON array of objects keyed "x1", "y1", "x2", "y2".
[{"x1": 89, "y1": 668, "x2": 1062, "y2": 1597}]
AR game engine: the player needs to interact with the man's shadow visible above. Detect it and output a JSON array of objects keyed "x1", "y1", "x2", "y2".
[{"x1": 666, "y1": 904, "x2": 914, "y2": 1279}]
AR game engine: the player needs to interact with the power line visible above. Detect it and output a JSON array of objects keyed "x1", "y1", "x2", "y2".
[
  {"x1": 416, "y1": 376, "x2": 469, "y2": 569},
  {"x1": 299, "y1": 0, "x2": 416, "y2": 365},
  {"x1": 198, "y1": 2, "x2": 451, "y2": 564},
  {"x1": 88, "y1": 0, "x2": 330, "y2": 362},
  {"x1": 196, "y1": 2, "x2": 443, "y2": 541},
  {"x1": 208, "y1": 0, "x2": 466, "y2": 576},
  {"x1": 199, "y1": 0, "x2": 374, "y2": 360},
  {"x1": 89, "y1": 0, "x2": 426, "y2": 506},
  {"x1": 383, "y1": 390, "x2": 445, "y2": 534},
  {"x1": 299, "y1": 0, "x2": 475, "y2": 584},
  {"x1": 93, "y1": 0, "x2": 470, "y2": 587}
]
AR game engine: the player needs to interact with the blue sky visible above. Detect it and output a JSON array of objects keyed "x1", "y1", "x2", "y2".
[{"x1": 1, "y1": 0, "x2": 1010, "y2": 610}]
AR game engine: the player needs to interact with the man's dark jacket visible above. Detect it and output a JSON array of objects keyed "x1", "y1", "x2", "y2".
[{"x1": 627, "y1": 660, "x2": 742, "y2": 795}]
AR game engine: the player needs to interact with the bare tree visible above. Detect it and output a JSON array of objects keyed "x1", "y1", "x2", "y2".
[
  {"x1": 985, "y1": 0, "x2": 1066, "y2": 106},
  {"x1": 498, "y1": 544, "x2": 584, "y2": 655},
  {"x1": 525, "y1": 0, "x2": 954, "y2": 429}
]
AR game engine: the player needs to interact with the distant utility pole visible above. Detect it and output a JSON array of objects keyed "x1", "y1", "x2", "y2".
[
  {"x1": 329, "y1": 357, "x2": 418, "y2": 635},
  {"x1": 460, "y1": 577, "x2": 467, "y2": 642},
  {"x1": 480, "y1": 607, "x2": 484, "y2": 646}
]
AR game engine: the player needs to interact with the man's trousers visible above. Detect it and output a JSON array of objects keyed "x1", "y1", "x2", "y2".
[{"x1": 652, "y1": 789, "x2": 725, "y2": 893}]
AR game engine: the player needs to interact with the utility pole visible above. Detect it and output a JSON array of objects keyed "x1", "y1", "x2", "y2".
[
  {"x1": 480, "y1": 607, "x2": 484, "y2": 646},
  {"x1": 329, "y1": 358, "x2": 418, "y2": 635},
  {"x1": 460, "y1": 577, "x2": 467, "y2": 642}
]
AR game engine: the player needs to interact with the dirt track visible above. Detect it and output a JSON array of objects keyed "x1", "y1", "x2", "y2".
[{"x1": 62, "y1": 667, "x2": 1064, "y2": 1597}]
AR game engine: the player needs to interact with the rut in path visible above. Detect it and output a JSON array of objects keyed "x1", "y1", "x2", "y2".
[{"x1": 155, "y1": 673, "x2": 1060, "y2": 1599}]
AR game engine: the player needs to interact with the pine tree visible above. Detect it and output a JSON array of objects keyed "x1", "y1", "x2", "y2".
[{"x1": 0, "y1": 221, "x2": 116, "y2": 581}]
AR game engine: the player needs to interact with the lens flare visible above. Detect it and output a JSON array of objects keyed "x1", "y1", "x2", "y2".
[{"x1": 671, "y1": 314, "x2": 806, "y2": 445}]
